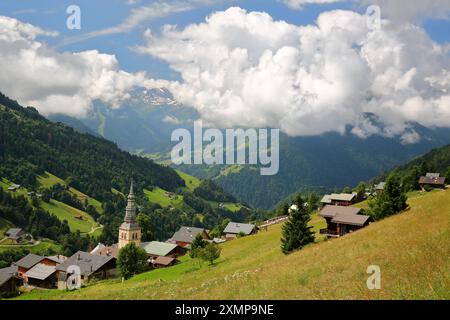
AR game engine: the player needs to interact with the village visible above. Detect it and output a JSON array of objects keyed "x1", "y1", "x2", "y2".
[{"x1": 0, "y1": 172, "x2": 447, "y2": 297}]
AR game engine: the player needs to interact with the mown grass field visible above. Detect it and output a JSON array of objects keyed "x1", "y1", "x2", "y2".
[
  {"x1": 0, "y1": 239, "x2": 62, "y2": 254},
  {"x1": 18, "y1": 188, "x2": 450, "y2": 300},
  {"x1": 38, "y1": 172, "x2": 103, "y2": 214},
  {"x1": 176, "y1": 170, "x2": 201, "y2": 191},
  {"x1": 1, "y1": 175, "x2": 102, "y2": 237},
  {"x1": 40, "y1": 200, "x2": 101, "y2": 236},
  {"x1": 144, "y1": 187, "x2": 184, "y2": 208}
]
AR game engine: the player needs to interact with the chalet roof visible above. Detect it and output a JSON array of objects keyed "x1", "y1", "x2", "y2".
[
  {"x1": 331, "y1": 213, "x2": 370, "y2": 226},
  {"x1": 14, "y1": 254, "x2": 44, "y2": 269},
  {"x1": 25, "y1": 263, "x2": 56, "y2": 281},
  {"x1": 92, "y1": 243, "x2": 119, "y2": 258},
  {"x1": 419, "y1": 176, "x2": 446, "y2": 185},
  {"x1": 375, "y1": 182, "x2": 386, "y2": 190},
  {"x1": 320, "y1": 195, "x2": 332, "y2": 204},
  {"x1": 330, "y1": 193, "x2": 356, "y2": 201},
  {"x1": 0, "y1": 273, "x2": 15, "y2": 287},
  {"x1": 0, "y1": 266, "x2": 18, "y2": 275},
  {"x1": 171, "y1": 227, "x2": 208, "y2": 244},
  {"x1": 319, "y1": 205, "x2": 362, "y2": 218},
  {"x1": 56, "y1": 251, "x2": 115, "y2": 277},
  {"x1": 140, "y1": 241, "x2": 178, "y2": 256},
  {"x1": 5, "y1": 228, "x2": 24, "y2": 239},
  {"x1": 46, "y1": 255, "x2": 67, "y2": 264},
  {"x1": 223, "y1": 222, "x2": 256, "y2": 235},
  {"x1": 153, "y1": 256, "x2": 176, "y2": 266}
]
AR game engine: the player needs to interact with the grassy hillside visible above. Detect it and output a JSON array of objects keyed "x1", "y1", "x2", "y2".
[
  {"x1": 0, "y1": 239, "x2": 61, "y2": 254},
  {"x1": 16, "y1": 188, "x2": 449, "y2": 300},
  {"x1": 176, "y1": 170, "x2": 201, "y2": 191},
  {"x1": 0, "y1": 176, "x2": 102, "y2": 237},
  {"x1": 143, "y1": 187, "x2": 184, "y2": 208},
  {"x1": 38, "y1": 172, "x2": 103, "y2": 215}
]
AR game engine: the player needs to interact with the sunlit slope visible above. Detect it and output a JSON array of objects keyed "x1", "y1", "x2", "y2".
[{"x1": 17, "y1": 189, "x2": 449, "y2": 300}]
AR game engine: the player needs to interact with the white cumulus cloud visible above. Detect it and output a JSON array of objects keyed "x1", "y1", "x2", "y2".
[
  {"x1": 136, "y1": 7, "x2": 450, "y2": 138},
  {"x1": 0, "y1": 15, "x2": 146, "y2": 117}
]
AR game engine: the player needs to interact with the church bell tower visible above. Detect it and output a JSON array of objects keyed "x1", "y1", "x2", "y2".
[{"x1": 118, "y1": 180, "x2": 141, "y2": 249}]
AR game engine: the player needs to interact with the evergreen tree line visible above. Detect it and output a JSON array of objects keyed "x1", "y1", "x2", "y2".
[{"x1": 0, "y1": 92, "x2": 185, "y2": 204}]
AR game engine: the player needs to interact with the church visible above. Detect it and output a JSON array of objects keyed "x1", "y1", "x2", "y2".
[{"x1": 91, "y1": 181, "x2": 142, "y2": 257}]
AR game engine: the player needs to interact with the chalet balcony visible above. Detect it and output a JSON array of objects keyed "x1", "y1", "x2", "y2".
[{"x1": 319, "y1": 228, "x2": 340, "y2": 238}]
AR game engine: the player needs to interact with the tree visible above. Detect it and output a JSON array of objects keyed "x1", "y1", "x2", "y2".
[
  {"x1": 445, "y1": 166, "x2": 450, "y2": 182},
  {"x1": 199, "y1": 243, "x2": 221, "y2": 265},
  {"x1": 342, "y1": 186, "x2": 352, "y2": 194},
  {"x1": 281, "y1": 194, "x2": 315, "y2": 254},
  {"x1": 137, "y1": 213, "x2": 154, "y2": 242},
  {"x1": 367, "y1": 173, "x2": 408, "y2": 220},
  {"x1": 307, "y1": 192, "x2": 319, "y2": 212},
  {"x1": 190, "y1": 233, "x2": 208, "y2": 258},
  {"x1": 209, "y1": 218, "x2": 231, "y2": 238},
  {"x1": 117, "y1": 243, "x2": 148, "y2": 280}
]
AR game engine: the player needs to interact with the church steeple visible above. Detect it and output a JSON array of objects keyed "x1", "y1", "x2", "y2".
[
  {"x1": 124, "y1": 180, "x2": 137, "y2": 223},
  {"x1": 118, "y1": 180, "x2": 141, "y2": 249}
]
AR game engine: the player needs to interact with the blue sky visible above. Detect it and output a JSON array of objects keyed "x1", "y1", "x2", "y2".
[{"x1": 1, "y1": 0, "x2": 449, "y2": 77}]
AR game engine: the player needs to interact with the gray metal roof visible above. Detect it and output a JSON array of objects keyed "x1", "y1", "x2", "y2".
[
  {"x1": 171, "y1": 226, "x2": 208, "y2": 244},
  {"x1": 0, "y1": 265, "x2": 18, "y2": 275},
  {"x1": 25, "y1": 263, "x2": 56, "y2": 280},
  {"x1": 140, "y1": 241, "x2": 178, "y2": 256},
  {"x1": 56, "y1": 251, "x2": 115, "y2": 277},
  {"x1": 223, "y1": 222, "x2": 256, "y2": 235},
  {"x1": 5, "y1": 228, "x2": 24, "y2": 239},
  {"x1": 0, "y1": 272, "x2": 14, "y2": 287},
  {"x1": 319, "y1": 205, "x2": 362, "y2": 218},
  {"x1": 331, "y1": 213, "x2": 370, "y2": 226},
  {"x1": 46, "y1": 255, "x2": 67, "y2": 264},
  {"x1": 14, "y1": 254, "x2": 44, "y2": 269}
]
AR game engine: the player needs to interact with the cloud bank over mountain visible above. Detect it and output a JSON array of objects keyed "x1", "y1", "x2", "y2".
[
  {"x1": 137, "y1": 7, "x2": 450, "y2": 140},
  {"x1": 0, "y1": 3, "x2": 449, "y2": 143}
]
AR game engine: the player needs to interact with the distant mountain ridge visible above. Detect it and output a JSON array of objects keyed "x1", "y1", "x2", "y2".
[{"x1": 42, "y1": 88, "x2": 450, "y2": 209}]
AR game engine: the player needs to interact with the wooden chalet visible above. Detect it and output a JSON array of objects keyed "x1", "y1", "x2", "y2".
[
  {"x1": 0, "y1": 266, "x2": 22, "y2": 298},
  {"x1": 151, "y1": 256, "x2": 179, "y2": 268},
  {"x1": 169, "y1": 227, "x2": 210, "y2": 248},
  {"x1": 223, "y1": 222, "x2": 257, "y2": 240},
  {"x1": 319, "y1": 205, "x2": 371, "y2": 238},
  {"x1": 320, "y1": 193, "x2": 357, "y2": 207},
  {"x1": 56, "y1": 251, "x2": 116, "y2": 290},
  {"x1": 419, "y1": 173, "x2": 446, "y2": 190}
]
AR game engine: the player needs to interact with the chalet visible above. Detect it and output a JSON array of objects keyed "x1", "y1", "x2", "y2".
[
  {"x1": 7, "y1": 184, "x2": 20, "y2": 192},
  {"x1": 374, "y1": 182, "x2": 386, "y2": 193},
  {"x1": 140, "y1": 241, "x2": 184, "y2": 259},
  {"x1": 56, "y1": 251, "x2": 116, "y2": 290},
  {"x1": 223, "y1": 222, "x2": 257, "y2": 240},
  {"x1": 5, "y1": 228, "x2": 32, "y2": 244},
  {"x1": 0, "y1": 268, "x2": 22, "y2": 298},
  {"x1": 320, "y1": 193, "x2": 357, "y2": 207},
  {"x1": 25, "y1": 263, "x2": 58, "y2": 288},
  {"x1": 419, "y1": 173, "x2": 446, "y2": 190},
  {"x1": 151, "y1": 256, "x2": 178, "y2": 268},
  {"x1": 170, "y1": 226, "x2": 210, "y2": 248},
  {"x1": 13, "y1": 254, "x2": 45, "y2": 279},
  {"x1": 319, "y1": 205, "x2": 371, "y2": 238}
]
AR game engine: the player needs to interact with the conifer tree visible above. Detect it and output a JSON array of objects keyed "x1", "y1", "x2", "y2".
[
  {"x1": 368, "y1": 173, "x2": 408, "y2": 220},
  {"x1": 281, "y1": 194, "x2": 314, "y2": 254}
]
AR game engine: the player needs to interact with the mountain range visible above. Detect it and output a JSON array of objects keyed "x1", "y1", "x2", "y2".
[{"x1": 48, "y1": 88, "x2": 450, "y2": 209}]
